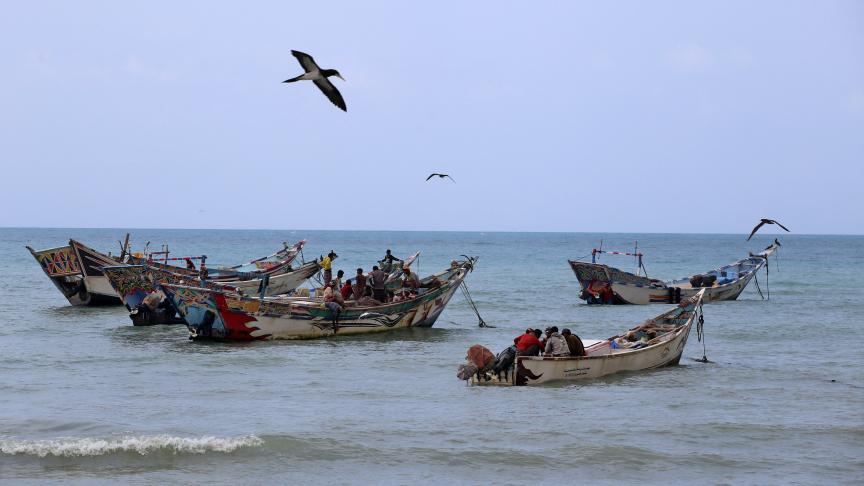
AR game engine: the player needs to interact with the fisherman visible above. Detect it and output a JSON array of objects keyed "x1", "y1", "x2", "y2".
[
  {"x1": 381, "y1": 249, "x2": 402, "y2": 272},
  {"x1": 543, "y1": 326, "x2": 571, "y2": 357},
  {"x1": 353, "y1": 268, "x2": 367, "y2": 301},
  {"x1": 514, "y1": 328, "x2": 543, "y2": 356},
  {"x1": 402, "y1": 266, "x2": 420, "y2": 290},
  {"x1": 368, "y1": 265, "x2": 388, "y2": 303},
  {"x1": 561, "y1": 328, "x2": 586, "y2": 357},
  {"x1": 340, "y1": 278, "x2": 353, "y2": 301},
  {"x1": 324, "y1": 282, "x2": 344, "y2": 306},
  {"x1": 320, "y1": 251, "x2": 337, "y2": 285},
  {"x1": 332, "y1": 269, "x2": 345, "y2": 290},
  {"x1": 184, "y1": 257, "x2": 196, "y2": 271},
  {"x1": 599, "y1": 283, "x2": 615, "y2": 305}
]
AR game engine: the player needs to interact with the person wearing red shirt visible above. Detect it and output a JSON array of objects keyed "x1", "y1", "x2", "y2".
[
  {"x1": 514, "y1": 328, "x2": 542, "y2": 356},
  {"x1": 340, "y1": 279, "x2": 353, "y2": 301}
]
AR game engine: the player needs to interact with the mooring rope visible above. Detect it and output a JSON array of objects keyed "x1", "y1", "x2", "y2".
[
  {"x1": 460, "y1": 281, "x2": 492, "y2": 328},
  {"x1": 753, "y1": 268, "x2": 765, "y2": 300},
  {"x1": 695, "y1": 306, "x2": 708, "y2": 362}
]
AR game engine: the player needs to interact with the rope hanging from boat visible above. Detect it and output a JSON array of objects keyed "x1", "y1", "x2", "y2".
[
  {"x1": 695, "y1": 305, "x2": 709, "y2": 363},
  {"x1": 753, "y1": 268, "x2": 765, "y2": 300},
  {"x1": 460, "y1": 281, "x2": 492, "y2": 328}
]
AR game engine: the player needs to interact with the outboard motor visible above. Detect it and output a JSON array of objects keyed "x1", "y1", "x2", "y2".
[{"x1": 491, "y1": 345, "x2": 517, "y2": 380}]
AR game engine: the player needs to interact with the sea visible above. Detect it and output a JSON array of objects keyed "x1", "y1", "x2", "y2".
[{"x1": 0, "y1": 228, "x2": 861, "y2": 485}]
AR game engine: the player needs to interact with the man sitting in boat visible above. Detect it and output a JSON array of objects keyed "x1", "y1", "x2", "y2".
[
  {"x1": 514, "y1": 328, "x2": 542, "y2": 356},
  {"x1": 340, "y1": 279, "x2": 353, "y2": 301},
  {"x1": 543, "y1": 326, "x2": 571, "y2": 357},
  {"x1": 561, "y1": 328, "x2": 585, "y2": 357},
  {"x1": 402, "y1": 266, "x2": 420, "y2": 290}
]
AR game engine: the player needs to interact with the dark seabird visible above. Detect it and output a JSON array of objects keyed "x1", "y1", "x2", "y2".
[
  {"x1": 747, "y1": 219, "x2": 790, "y2": 240},
  {"x1": 426, "y1": 173, "x2": 455, "y2": 183},
  {"x1": 283, "y1": 50, "x2": 346, "y2": 111}
]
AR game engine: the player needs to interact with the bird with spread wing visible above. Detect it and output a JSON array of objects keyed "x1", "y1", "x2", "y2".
[
  {"x1": 747, "y1": 219, "x2": 790, "y2": 240},
  {"x1": 282, "y1": 50, "x2": 347, "y2": 111},
  {"x1": 426, "y1": 173, "x2": 455, "y2": 183}
]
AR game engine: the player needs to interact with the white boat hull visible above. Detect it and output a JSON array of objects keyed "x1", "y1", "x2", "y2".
[{"x1": 470, "y1": 291, "x2": 704, "y2": 386}]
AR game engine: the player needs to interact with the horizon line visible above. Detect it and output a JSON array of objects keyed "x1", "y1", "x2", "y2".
[{"x1": 1, "y1": 226, "x2": 860, "y2": 237}]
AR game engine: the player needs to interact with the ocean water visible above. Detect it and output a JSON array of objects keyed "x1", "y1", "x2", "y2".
[{"x1": 0, "y1": 228, "x2": 862, "y2": 485}]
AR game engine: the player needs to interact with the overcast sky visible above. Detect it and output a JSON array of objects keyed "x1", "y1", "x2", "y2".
[{"x1": 1, "y1": 1, "x2": 861, "y2": 234}]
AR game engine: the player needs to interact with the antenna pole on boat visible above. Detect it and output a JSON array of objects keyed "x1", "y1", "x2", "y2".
[{"x1": 119, "y1": 233, "x2": 130, "y2": 261}]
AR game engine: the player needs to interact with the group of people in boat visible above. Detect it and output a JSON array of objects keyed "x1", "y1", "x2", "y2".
[
  {"x1": 471, "y1": 326, "x2": 588, "y2": 379},
  {"x1": 513, "y1": 326, "x2": 585, "y2": 358},
  {"x1": 318, "y1": 249, "x2": 436, "y2": 320}
]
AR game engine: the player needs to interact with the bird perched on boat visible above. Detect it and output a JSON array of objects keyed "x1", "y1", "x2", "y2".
[
  {"x1": 747, "y1": 219, "x2": 790, "y2": 240},
  {"x1": 282, "y1": 50, "x2": 346, "y2": 111},
  {"x1": 426, "y1": 173, "x2": 455, "y2": 183}
]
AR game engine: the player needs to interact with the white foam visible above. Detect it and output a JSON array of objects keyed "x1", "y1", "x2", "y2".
[{"x1": 0, "y1": 435, "x2": 264, "y2": 457}]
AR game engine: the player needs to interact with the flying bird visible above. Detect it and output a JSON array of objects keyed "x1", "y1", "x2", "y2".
[
  {"x1": 283, "y1": 50, "x2": 346, "y2": 111},
  {"x1": 426, "y1": 173, "x2": 455, "y2": 183},
  {"x1": 747, "y1": 219, "x2": 790, "y2": 240}
]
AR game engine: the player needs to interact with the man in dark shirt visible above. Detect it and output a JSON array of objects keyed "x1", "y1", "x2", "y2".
[
  {"x1": 368, "y1": 265, "x2": 388, "y2": 303},
  {"x1": 381, "y1": 249, "x2": 402, "y2": 272},
  {"x1": 561, "y1": 328, "x2": 586, "y2": 357}
]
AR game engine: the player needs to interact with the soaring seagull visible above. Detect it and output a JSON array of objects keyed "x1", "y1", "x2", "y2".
[
  {"x1": 426, "y1": 173, "x2": 455, "y2": 183},
  {"x1": 747, "y1": 219, "x2": 790, "y2": 240},
  {"x1": 283, "y1": 50, "x2": 346, "y2": 111}
]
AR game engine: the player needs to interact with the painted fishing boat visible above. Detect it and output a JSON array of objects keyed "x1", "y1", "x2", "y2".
[
  {"x1": 466, "y1": 289, "x2": 705, "y2": 386},
  {"x1": 102, "y1": 241, "x2": 314, "y2": 325},
  {"x1": 162, "y1": 257, "x2": 477, "y2": 341},
  {"x1": 26, "y1": 240, "x2": 126, "y2": 306},
  {"x1": 569, "y1": 241, "x2": 780, "y2": 305}
]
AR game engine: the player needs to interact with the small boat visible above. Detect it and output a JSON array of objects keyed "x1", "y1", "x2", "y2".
[
  {"x1": 26, "y1": 239, "x2": 127, "y2": 306},
  {"x1": 569, "y1": 241, "x2": 780, "y2": 305},
  {"x1": 102, "y1": 241, "x2": 313, "y2": 326},
  {"x1": 465, "y1": 289, "x2": 705, "y2": 386},
  {"x1": 161, "y1": 257, "x2": 477, "y2": 341}
]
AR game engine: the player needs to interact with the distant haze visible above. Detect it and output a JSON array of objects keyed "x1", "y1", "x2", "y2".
[{"x1": 1, "y1": 1, "x2": 861, "y2": 235}]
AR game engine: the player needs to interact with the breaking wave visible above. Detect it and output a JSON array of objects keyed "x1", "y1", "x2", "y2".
[{"x1": 0, "y1": 435, "x2": 263, "y2": 457}]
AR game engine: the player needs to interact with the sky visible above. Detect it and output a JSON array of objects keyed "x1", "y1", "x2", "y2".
[{"x1": 0, "y1": 1, "x2": 861, "y2": 234}]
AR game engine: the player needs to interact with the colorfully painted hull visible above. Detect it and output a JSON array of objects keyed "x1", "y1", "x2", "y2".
[
  {"x1": 164, "y1": 260, "x2": 475, "y2": 341},
  {"x1": 103, "y1": 261, "x2": 320, "y2": 325},
  {"x1": 26, "y1": 243, "x2": 122, "y2": 306}
]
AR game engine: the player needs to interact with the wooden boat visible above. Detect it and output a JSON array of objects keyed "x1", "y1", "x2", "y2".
[
  {"x1": 161, "y1": 257, "x2": 477, "y2": 341},
  {"x1": 26, "y1": 240, "x2": 126, "y2": 306},
  {"x1": 102, "y1": 241, "x2": 313, "y2": 325},
  {"x1": 569, "y1": 241, "x2": 780, "y2": 305},
  {"x1": 468, "y1": 289, "x2": 705, "y2": 386}
]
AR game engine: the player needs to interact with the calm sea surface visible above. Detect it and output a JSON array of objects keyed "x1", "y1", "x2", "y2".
[{"x1": 0, "y1": 228, "x2": 862, "y2": 484}]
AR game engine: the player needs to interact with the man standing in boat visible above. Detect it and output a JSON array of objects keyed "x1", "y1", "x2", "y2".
[
  {"x1": 381, "y1": 249, "x2": 402, "y2": 273},
  {"x1": 369, "y1": 265, "x2": 388, "y2": 303},
  {"x1": 320, "y1": 251, "x2": 337, "y2": 285},
  {"x1": 353, "y1": 268, "x2": 367, "y2": 301}
]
